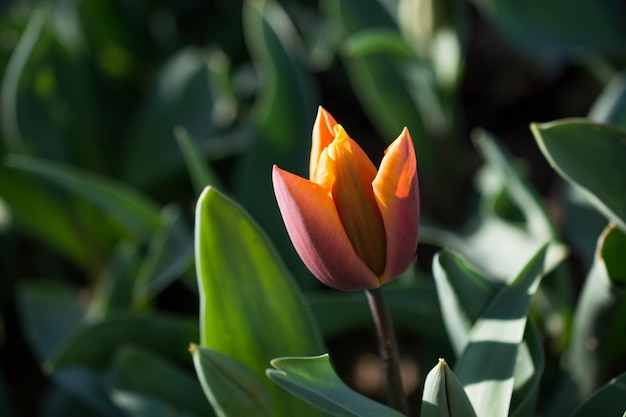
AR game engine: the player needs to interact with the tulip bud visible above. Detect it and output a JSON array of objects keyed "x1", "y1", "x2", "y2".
[{"x1": 272, "y1": 107, "x2": 419, "y2": 291}]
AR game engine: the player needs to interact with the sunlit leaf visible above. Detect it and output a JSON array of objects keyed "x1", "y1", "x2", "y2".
[
  {"x1": 421, "y1": 359, "x2": 477, "y2": 417},
  {"x1": 454, "y1": 243, "x2": 549, "y2": 417},
  {"x1": 194, "y1": 186, "x2": 327, "y2": 417},
  {"x1": 432, "y1": 250, "x2": 498, "y2": 355},
  {"x1": 267, "y1": 354, "x2": 405, "y2": 417}
]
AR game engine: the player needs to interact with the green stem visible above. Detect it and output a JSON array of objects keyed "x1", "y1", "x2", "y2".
[{"x1": 365, "y1": 287, "x2": 411, "y2": 416}]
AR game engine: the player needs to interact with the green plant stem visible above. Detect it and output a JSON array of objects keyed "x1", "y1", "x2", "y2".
[{"x1": 365, "y1": 287, "x2": 410, "y2": 416}]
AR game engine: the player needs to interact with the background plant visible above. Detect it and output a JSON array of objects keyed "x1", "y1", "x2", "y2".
[{"x1": 1, "y1": 0, "x2": 625, "y2": 416}]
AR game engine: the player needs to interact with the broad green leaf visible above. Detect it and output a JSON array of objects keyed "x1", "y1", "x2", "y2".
[
  {"x1": 6, "y1": 155, "x2": 163, "y2": 239},
  {"x1": 236, "y1": 0, "x2": 319, "y2": 288},
  {"x1": 194, "y1": 187, "x2": 327, "y2": 417},
  {"x1": 473, "y1": 0, "x2": 626, "y2": 58},
  {"x1": 570, "y1": 224, "x2": 626, "y2": 396},
  {"x1": 47, "y1": 313, "x2": 198, "y2": 372},
  {"x1": 455, "y1": 243, "x2": 549, "y2": 417},
  {"x1": 432, "y1": 250, "x2": 498, "y2": 355},
  {"x1": 191, "y1": 345, "x2": 271, "y2": 417},
  {"x1": 175, "y1": 126, "x2": 225, "y2": 195},
  {"x1": 109, "y1": 346, "x2": 214, "y2": 417},
  {"x1": 531, "y1": 119, "x2": 626, "y2": 232},
  {"x1": 267, "y1": 354, "x2": 405, "y2": 417},
  {"x1": 589, "y1": 69, "x2": 626, "y2": 130},
  {"x1": 421, "y1": 359, "x2": 477, "y2": 417},
  {"x1": 570, "y1": 373, "x2": 626, "y2": 417}
]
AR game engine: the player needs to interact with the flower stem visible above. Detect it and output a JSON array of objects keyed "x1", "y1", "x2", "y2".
[{"x1": 365, "y1": 287, "x2": 411, "y2": 416}]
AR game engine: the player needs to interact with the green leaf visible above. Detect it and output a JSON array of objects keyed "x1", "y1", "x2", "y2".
[
  {"x1": 267, "y1": 354, "x2": 405, "y2": 417},
  {"x1": 6, "y1": 155, "x2": 163, "y2": 239},
  {"x1": 432, "y1": 251, "x2": 546, "y2": 417},
  {"x1": 422, "y1": 132, "x2": 568, "y2": 283},
  {"x1": 123, "y1": 48, "x2": 223, "y2": 188},
  {"x1": 16, "y1": 280, "x2": 86, "y2": 363},
  {"x1": 531, "y1": 119, "x2": 626, "y2": 232},
  {"x1": 432, "y1": 250, "x2": 498, "y2": 356},
  {"x1": 0, "y1": 166, "x2": 95, "y2": 267},
  {"x1": 236, "y1": 0, "x2": 319, "y2": 288},
  {"x1": 47, "y1": 313, "x2": 198, "y2": 372},
  {"x1": 570, "y1": 224, "x2": 626, "y2": 396},
  {"x1": 570, "y1": 372, "x2": 626, "y2": 417},
  {"x1": 92, "y1": 241, "x2": 141, "y2": 316},
  {"x1": 194, "y1": 187, "x2": 327, "y2": 417},
  {"x1": 175, "y1": 126, "x2": 225, "y2": 195},
  {"x1": 421, "y1": 359, "x2": 477, "y2": 417},
  {"x1": 454, "y1": 243, "x2": 549, "y2": 417},
  {"x1": 588, "y1": 69, "x2": 626, "y2": 130},
  {"x1": 191, "y1": 345, "x2": 271, "y2": 417},
  {"x1": 52, "y1": 368, "x2": 124, "y2": 417},
  {"x1": 343, "y1": 29, "x2": 416, "y2": 59},
  {"x1": 509, "y1": 321, "x2": 545, "y2": 417},
  {"x1": 109, "y1": 346, "x2": 214, "y2": 417},
  {"x1": 1, "y1": 6, "x2": 47, "y2": 151},
  {"x1": 109, "y1": 393, "x2": 197, "y2": 417},
  {"x1": 132, "y1": 205, "x2": 193, "y2": 304},
  {"x1": 321, "y1": 0, "x2": 434, "y2": 171},
  {"x1": 474, "y1": 0, "x2": 626, "y2": 58}
]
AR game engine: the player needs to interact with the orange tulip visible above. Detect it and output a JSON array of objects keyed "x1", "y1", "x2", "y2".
[{"x1": 272, "y1": 107, "x2": 420, "y2": 291}]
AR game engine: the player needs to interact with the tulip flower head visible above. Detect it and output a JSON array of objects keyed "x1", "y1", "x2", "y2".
[{"x1": 272, "y1": 107, "x2": 419, "y2": 291}]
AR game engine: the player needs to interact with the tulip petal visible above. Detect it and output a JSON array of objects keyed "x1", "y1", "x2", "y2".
[
  {"x1": 324, "y1": 127, "x2": 386, "y2": 276},
  {"x1": 310, "y1": 107, "x2": 337, "y2": 180},
  {"x1": 372, "y1": 128, "x2": 420, "y2": 282},
  {"x1": 273, "y1": 166, "x2": 380, "y2": 290}
]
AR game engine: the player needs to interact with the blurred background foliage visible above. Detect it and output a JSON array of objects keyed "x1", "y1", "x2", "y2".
[{"x1": 0, "y1": 0, "x2": 625, "y2": 416}]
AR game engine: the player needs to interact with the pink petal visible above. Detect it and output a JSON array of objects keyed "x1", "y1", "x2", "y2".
[
  {"x1": 372, "y1": 128, "x2": 420, "y2": 282},
  {"x1": 273, "y1": 165, "x2": 380, "y2": 290}
]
